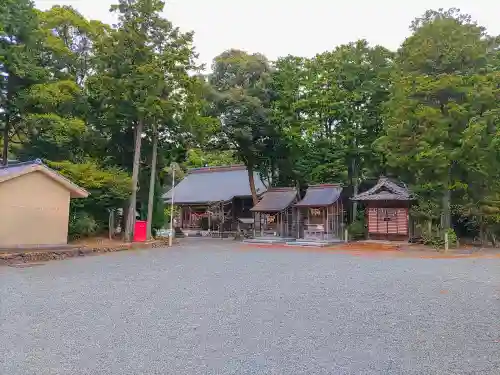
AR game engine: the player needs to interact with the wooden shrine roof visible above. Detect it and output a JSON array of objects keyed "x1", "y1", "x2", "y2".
[
  {"x1": 250, "y1": 187, "x2": 298, "y2": 212},
  {"x1": 351, "y1": 177, "x2": 413, "y2": 201},
  {"x1": 295, "y1": 184, "x2": 342, "y2": 207}
]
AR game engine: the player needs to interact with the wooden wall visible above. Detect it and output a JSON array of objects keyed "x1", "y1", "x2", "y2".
[{"x1": 366, "y1": 201, "x2": 410, "y2": 241}]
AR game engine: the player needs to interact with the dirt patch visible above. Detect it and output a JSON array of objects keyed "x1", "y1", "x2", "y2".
[
  {"x1": 0, "y1": 238, "x2": 172, "y2": 266},
  {"x1": 240, "y1": 242, "x2": 500, "y2": 259}
]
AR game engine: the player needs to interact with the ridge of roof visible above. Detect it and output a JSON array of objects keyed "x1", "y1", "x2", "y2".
[
  {"x1": 0, "y1": 159, "x2": 89, "y2": 198},
  {"x1": 307, "y1": 183, "x2": 342, "y2": 189},
  {"x1": 250, "y1": 187, "x2": 298, "y2": 212},
  {"x1": 295, "y1": 184, "x2": 342, "y2": 207},
  {"x1": 352, "y1": 176, "x2": 412, "y2": 201},
  {"x1": 266, "y1": 187, "x2": 297, "y2": 192},
  {"x1": 188, "y1": 164, "x2": 247, "y2": 174},
  {"x1": 0, "y1": 158, "x2": 43, "y2": 169}
]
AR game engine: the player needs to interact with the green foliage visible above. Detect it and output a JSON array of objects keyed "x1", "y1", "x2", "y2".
[
  {"x1": 48, "y1": 160, "x2": 131, "y2": 228},
  {"x1": 151, "y1": 196, "x2": 165, "y2": 233},
  {"x1": 69, "y1": 212, "x2": 98, "y2": 240},
  {"x1": 37, "y1": 5, "x2": 109, "y2": 84},
  {"x1": 377, "y1": 8, "x2": 500, "y2": 236},
  {"x1": 208, "y1": 49, "x2": 277, "y2": 199},
  {"x1": 446, "y1": 228, "x2": 458, "y2": 248},
  {"x1": 163, "y1": 205, "x2": 179, "y2": 228},
  {"x1": 0, "y1": 0, "x2": 51, "y2": 163},
  {"x1": 348, "y1": 219, "x2": 366, "y2": 241},
  {"x1": 421, "y1": 227, "x2": 458, "y2": 249},
  {"x1": 268, "y1": 41, "x2": 393, "y2": 199},
  {"x1": 86, "y1": 0, "x2": 199, "y2": 240},
  {"x1": 185, "y1": 148, "x2": 236, "y2": 169},
  {"x1": 5, "y1": 2, "x2": 500, "y2": 246}
]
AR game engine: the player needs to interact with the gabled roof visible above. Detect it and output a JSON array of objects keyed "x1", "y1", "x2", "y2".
[
  {"x1": 250, "y1": 187, "x2": 298, "y2": 212},
  {"x1": 295, "y1": 184, "x2": 342, "y2": 207},
  {"x1": 0, "y1": 159, "x2": 89, "y2": 198},
  {"x1": 351, "y1": 177, "x2": 412, "y2": 201},
  {"x1": 162, "y1": 165, "x2": 266, "y2": 205}
]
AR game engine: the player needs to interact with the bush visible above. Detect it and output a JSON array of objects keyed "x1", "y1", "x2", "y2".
[
  {"x1": 348, "y1": 219, "x2": 366, "y2": 240},
  {"x1": 446, "y1": 228, "x2": 458, "y2": 247},
  {"x1": 69, "y1": 212, "x2": 98, "y2": 240},
  {"x1": 421, "y1": 227, "x2": 458, "y2": 249},
  {"x1": 163, "y1": 205, "x2": 179, "y2": 228},
  {"x1": 48, "y1": 160, "x2": 131, "y2": 228}
]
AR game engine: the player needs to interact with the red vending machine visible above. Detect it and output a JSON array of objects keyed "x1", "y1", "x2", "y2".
[{"x1": 134, "y1": 220, "x2": 147, "y2": 242}]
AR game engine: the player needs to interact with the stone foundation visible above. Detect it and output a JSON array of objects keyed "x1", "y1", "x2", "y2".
[{"x1": 0, "y1": 240, "x2": 171, "y2": 266}]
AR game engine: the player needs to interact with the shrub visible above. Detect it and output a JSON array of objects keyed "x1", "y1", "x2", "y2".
[
  {"x1": 421, "y1": 227, "x2": 458, "y2": 249},
  {"x1": 69, "y1": 212, "x2": 98, "y2": 240},
  {"x1": 348, "y1": 219, "x2": 366, "y2": 240},
  {"x1": 48, "y1": 159, "x2": 131, "y2": 228}
]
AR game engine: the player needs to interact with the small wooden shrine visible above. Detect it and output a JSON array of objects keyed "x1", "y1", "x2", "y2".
[
  {"x1": 352, "y1": 177, "x2": 413, "y2": 241},
  {"x1": 295, "y1": 184, "x2": 344, "y2": 243},
  {"x1": 250, "y1": 187, "x2": 299, "y2": 239}
]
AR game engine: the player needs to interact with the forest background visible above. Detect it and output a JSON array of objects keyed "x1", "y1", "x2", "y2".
[{"x1": 2, "y1": 1, "x2": 500, "y2": 245}]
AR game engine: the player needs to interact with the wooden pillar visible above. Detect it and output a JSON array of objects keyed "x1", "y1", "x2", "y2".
[
  {"x1": 333, "y1": 203, "x2": 338, "y2": 238},
  {"x1": 324, "y1": 207, "x2": 327, "y2": 240},
  {"x1": 280, "y1": 212, "x2": 283, "y2": 237},
  {"x1": 253, "y1": 212, "x2": 256, "y2": 238},
  {"x1": 220, "y1": 201, "x2": 224, "y2": 235},
  {"x1": 297, "y1": 208, "x2": 301, "y2": 239}
]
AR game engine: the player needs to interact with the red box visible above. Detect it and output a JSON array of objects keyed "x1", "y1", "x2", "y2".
[{"x1": 134, "y1": 220, "x2": 147, "y2": 242}]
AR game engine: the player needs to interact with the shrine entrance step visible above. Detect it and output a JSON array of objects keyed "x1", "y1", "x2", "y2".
[
  {"x1": 243, "y1": 237, "x2": 296, "y2": 244},
  {"x1": 288, "y1": 239, "x2": 344, "y2": 247}
]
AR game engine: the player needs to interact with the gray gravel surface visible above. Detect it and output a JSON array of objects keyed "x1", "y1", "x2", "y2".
[{"x1": 1, "y1": 240, "x2": 500, "y2": 375}]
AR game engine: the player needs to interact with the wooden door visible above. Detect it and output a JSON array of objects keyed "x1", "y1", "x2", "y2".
[{"x1": 368, "y1": 207, "x2": 408, "y2": 238}]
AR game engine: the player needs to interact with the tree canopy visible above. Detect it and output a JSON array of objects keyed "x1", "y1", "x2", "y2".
[{"x1": 1, "y1": 3, "x2": 499, "y2": 245}]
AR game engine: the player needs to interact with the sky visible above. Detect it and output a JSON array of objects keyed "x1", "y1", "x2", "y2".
[{"x1": 34, "y1": 0, "x2": 500, "y2": 69}]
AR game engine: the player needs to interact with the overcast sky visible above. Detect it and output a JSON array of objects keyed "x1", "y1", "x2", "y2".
[{"x1": 34, "y1": 0, "x2": 500, "y2": 69}]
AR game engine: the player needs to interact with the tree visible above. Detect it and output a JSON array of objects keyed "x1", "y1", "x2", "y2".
[
  {"x1": 184, "y1": 148, "x2": 236, "y2": 168},
  {"x1": 269, "y1": 42, "x2": 393, "y2": 219},
  {"x1": 377, "y1": 8, "x2": 499, "y2": 230},
  {"x1": 267, "y1": 56, "x2": 308, "y2": 187},
  {"x1": 208, "y1": 49, "x2": 276, "y2": 204},
  {"x1": 48, "y1": 160, "x2": 132, "y2": 227},
  {"x1": 37, "y1": 5, "x2": 109, "y2": 85},
  {"x1": 457, "y1": 79, "x2": 500, "y2": 244},
  {"x1": 88, "y1": 0, "x2": 198, "y2": 241},
  {"x1": 1, "y1": 3, "x2": 136, "y2": 238},
  {"x1": 0, "y1": 0, "x2": 49, "y2": 164},
  {"x1": 14, "y1": 80, "x2": 88, "y2": 162}
]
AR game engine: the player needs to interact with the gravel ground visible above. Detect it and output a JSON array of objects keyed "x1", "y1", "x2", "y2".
[{"x1": 1, "y1": 240, "x2": 500, "y2": 375}]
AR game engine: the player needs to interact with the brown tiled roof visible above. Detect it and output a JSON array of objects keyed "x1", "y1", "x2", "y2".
[
  {"x1": 295, "y1": 184, "x2": 342, "y2": 207},
  {"x1": 250, "y1": 187, "x2": 298, "y2": 212},
  {"x1": 352, "y1": 177, "x2": 412, "y2": 201}
]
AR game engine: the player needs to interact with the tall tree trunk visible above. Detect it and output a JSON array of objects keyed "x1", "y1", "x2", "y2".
[
  {"x1": 146, "y1": 124, "x2": 158, "y2": 240},
  {"x1": 121, "y1": 204, "x2": 128, "y2": 240},
  {"x1": 124, "y1": 118, "x2": 144, "y2": 242},
  {"x1": 2, "y1": 112, "x2": 9, "y2": 166},
  {"x1": 441, "y1": 166, "x2": 452, "y2": 230},
  {"x1": 479, "y1": 222, "x2": 486, "y2": 246},
  {"x1": 247, "y1": 164, "x2": 258, "y2": 205},
  {"x1": 351, "y1": 158, "x2": 359, "y2": 223}
]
